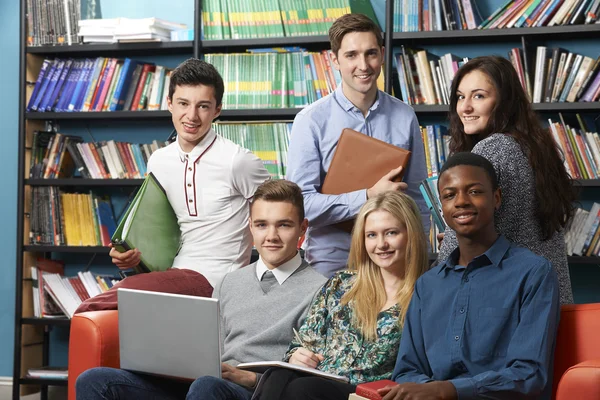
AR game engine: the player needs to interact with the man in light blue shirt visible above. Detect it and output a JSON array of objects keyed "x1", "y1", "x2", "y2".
[{"x1": 287, "y1": 14, "x2": 429, "y2": 276}]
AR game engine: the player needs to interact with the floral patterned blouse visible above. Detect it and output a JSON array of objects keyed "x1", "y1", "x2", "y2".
[{"x1": 283, "y1": 271, "x2": 402, "y2": 385}]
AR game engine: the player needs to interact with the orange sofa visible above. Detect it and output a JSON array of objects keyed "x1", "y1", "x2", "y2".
[{"x1": 68, "y1": 304, "x2": 600, "y2": 400}]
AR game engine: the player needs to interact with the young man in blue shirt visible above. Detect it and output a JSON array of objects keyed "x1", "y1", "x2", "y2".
[
  {"x1": 286, "y1": 13, "x2": 429, "y2": 277},
  {"x1": 379, "y1": 152, "x2": 560, "y2": 400}
]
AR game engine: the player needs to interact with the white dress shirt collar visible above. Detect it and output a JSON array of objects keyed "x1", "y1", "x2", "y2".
[
  {"x1": 255, "y1": 252, "x2": 303, "y2": 285},
  {"x1": 176, "y1": 128, "x2": 217, "y2": 162}
]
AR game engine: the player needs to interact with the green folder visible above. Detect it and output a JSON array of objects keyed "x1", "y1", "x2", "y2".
[{"x1": 111, "y1": 172, "x2": 181, "y2": 273}]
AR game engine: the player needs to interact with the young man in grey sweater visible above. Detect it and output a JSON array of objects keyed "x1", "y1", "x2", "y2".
[{"x1": 76, "y1": 180, "x2": 327, "y2": 400}]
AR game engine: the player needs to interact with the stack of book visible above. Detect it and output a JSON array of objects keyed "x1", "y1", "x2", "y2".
[
  {"x1": 480, "y1": 0, "x2": 600, "y2": 29},
  {"x1": 78, "y1": 17, "x2": 188, "y2": 43},
  {"x1": 29, "y1": 188, "x2": 118, "y2": 247},
  {"x1": 26, "y1": 367, "x2": 68, "y2": 380},
  {"x1": 420, "y1": 124, "x2": 450, "y2": 178},
  {"x1": 566, "y1": 203, "x2": 600, "y2": 257},
  {"x1": 395, "y1": 47, "x2": 470, "y2": 105},
  {"x1": 393, "y1": 0, "x2": 483, "y2": 32},
  {"x1": 206, "y1": 50, "x2": 347, "y2": 109},
  {"x1": 201, "y1": 0, "x2": 380, "y2": 39},
  {"x1": 26, "y1": 0, "x2": 81, "y2": 46},
  {"x1": 31, "y1": 258, "x2": 121, "y2": 319},
  {"x1": 29, "y1": 131, "x2": 169, "y2": 180},
  {"x1": 27, "y1": 58, "x2": 173, "y2": 113},
  {"x1": 548, "y1": 114, "x2": 600, "y2": 180},
  {"x1": 215, "y1": 122, "x2": 292, "y2": 179}
]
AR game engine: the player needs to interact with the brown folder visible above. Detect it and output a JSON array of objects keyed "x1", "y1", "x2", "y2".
[{"x1": 321, "y1": 128, "x2": 411, "y2": 232}]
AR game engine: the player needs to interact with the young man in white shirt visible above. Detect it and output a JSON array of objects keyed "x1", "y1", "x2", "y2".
[{"x1": 76, "y1": 59, "x2": 270, "y2": 313}]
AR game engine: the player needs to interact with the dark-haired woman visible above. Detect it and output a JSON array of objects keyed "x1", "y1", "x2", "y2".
[{"x1": 438, "y1": 55, "x2": 576, "y2": 304}]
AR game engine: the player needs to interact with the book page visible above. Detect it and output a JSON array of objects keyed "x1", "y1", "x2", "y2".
[{"x1": 237, "y1": 361, "x2": 349, "y2": 383}]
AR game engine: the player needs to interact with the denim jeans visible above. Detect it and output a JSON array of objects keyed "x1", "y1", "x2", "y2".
[{"x1": 76, "y1": 367, "x2": 252, "y2": 400}]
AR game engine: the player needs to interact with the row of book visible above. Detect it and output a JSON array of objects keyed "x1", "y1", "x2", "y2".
[
  {"x1": 27, "y1": 57, "x2": 172, "y2": 113},
  {"x1": 216, "y1": 122, "x2": 292, "y2": 179},
  {"x1": 201, "y1": 0, "x2": 380, "y2": 39},
  {"x1": 528, "y1": 47, "x2": 600, "y2": 103},
  {"x1": 420, "y1": 125, "x2": 450, "y2": 178},
  {"x1": 566, "y1": 202, "x2": 600, "y2": 257},
  {"x1": 31, "y1": 258, "x2": 121, "y2": 318},
  {"x1": 29, "y1": 188, "x2": 118, "y2": 247},
  {"x1": 481, "y1": 0, "x2": 600, "y2": 30},
  {"x1": 392, "y1": 0, "x2": 483, "y2": 32},
  {"x1": 29, "y1": 131, "x2": 170, "y2": 180},
  {"x1": 206, "y1": 50, "x2": 346, "y2": 109},
  {"x1": 395, "y1": 46, "x2": 469, "y2": 105},
  {"x1": 549, "y1": 114, "x2": 600, "y2": 179},
  {"x1": 78, "y1": 17, "x2": 188, "y2": 43},
  {"x1": 26, "y1": 0, "x2": 80, "y2": 46}
]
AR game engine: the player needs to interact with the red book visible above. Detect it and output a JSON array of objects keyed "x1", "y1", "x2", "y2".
[
  {"x1": 130, "y1": 64, "x2": 155, "y2": 111},
  {"x1": 356, "y1": 380, "x2": 398, "y2": 400}
]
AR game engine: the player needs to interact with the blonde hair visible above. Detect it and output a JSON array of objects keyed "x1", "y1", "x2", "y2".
[{"x1": 341, "y1": 191, "x2": 428, "y2": 341}]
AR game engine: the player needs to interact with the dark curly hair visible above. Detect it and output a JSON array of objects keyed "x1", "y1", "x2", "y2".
[{"x1": 448, "y1": 55, "x2": 575, "y2": 240}]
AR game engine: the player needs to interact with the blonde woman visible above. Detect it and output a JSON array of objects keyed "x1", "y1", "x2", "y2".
[{"x1": 255, "y1": 191, "x2": 429, "y2": 400}]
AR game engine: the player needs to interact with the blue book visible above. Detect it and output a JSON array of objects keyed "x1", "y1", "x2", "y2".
[
  {"x1": 38, "y1": 60, "x2": 66, "y2": 112},
  {"x1": 68, "y1": 59, "x2": 94, "y2": 112},
  {"x1": 132, "y1": 144, "x2": 147, "y2": 177},
  {"x1": 56, "y1": 61, "x2": 82, "y2": 112},
  {"x1": 74, "y1": 59, "x2": 95, "y2": 111},
  {"x1": 559, "y1": 55, "x2": 584, "y2": 103},
  {"x1": 30, "y1": 60, "x2": 57, "y2": 111},
  {"x1": 27, "y1": 59, "x2": 51, "y2": 112},
  {"x1": 46, "y1": 59, "x2": 73, "y2": 111},
  {"x1": 109, "y1": 58, "x2": 140, "y2": 111}
]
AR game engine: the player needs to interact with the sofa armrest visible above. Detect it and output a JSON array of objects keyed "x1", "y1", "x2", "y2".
[
  {"x1": 555, "y1": 359, "x2": 600, "y2": 400},
  {"x1": 68, "y1": 310, "x2": 120, "y2": 400}
]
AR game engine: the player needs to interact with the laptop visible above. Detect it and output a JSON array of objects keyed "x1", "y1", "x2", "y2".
[{"x1": 118, "y1": 288, "x2": 221, "y2": 380}]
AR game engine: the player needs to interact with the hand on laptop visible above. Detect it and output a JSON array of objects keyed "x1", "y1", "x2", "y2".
[
  {"x1": 367, "y1": 166, "x2": 409, "y2": 199},
  {"x1": 289, "y1": 347, "x2": 324, "y2": 369},
  {"x1": 109, "y1": 243, "x2": 141, "y2": 270},
  {"x1": 221, "y1": 363, "x2": 257, "y2": 389}
]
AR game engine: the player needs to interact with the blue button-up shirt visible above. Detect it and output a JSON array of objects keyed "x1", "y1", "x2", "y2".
[
  {"x1": 393, "y1": 235, "x2": 560, "y2": 400},
  {"x1": 287, "y1": 84, "x2": 429, "y2": 276}
]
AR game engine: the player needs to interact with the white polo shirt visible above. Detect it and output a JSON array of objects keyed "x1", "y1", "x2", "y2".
[{"x1": 147, "y1": 129, "x2": 270, "y2": 286}]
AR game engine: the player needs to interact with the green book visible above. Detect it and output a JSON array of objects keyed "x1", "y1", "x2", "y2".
[{"x1": 111, "y1": 172, "x2": 181, "y2": 273}]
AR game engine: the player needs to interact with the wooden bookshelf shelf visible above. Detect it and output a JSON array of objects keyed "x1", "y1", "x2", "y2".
[
  {"x1": 22, "y1": 317, "x2": 70, "y2": 327},
  {"x1": 567, "y1": 256, "x2": 600, "y2": 265},
  {"x1": 25, "y1": 179, "x2": 144, "y2": 187},
  {"x1": 202, "y1": 35, "x2": 330, "y2": 51},
  {"x1": 25, "y1": 110, "x2": 172, "y2": 121},
  {"x1": 26, "y1": 41, "x2": 194, "y2": 56},
  {"x1": 575, "y1": 180, "x2": 600, "y2": 187},
  {"x1": 393, "y1": 24, "x2": 600, "y2": 44},
  {"x1": 20, "y1": 377, "x2": 68, "y2": 386},
  {"x1": 23, "y1": 245, "x2": 110, "y2": 254}
]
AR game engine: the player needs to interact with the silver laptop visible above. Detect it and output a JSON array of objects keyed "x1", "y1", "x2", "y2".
[{"x1": 118, "y1": 288, "x2": 221, "y2": 380}]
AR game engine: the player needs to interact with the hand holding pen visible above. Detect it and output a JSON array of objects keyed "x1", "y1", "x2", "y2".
[{"x1": 289, "y1": 328, "x2": 324, "y2": 369}]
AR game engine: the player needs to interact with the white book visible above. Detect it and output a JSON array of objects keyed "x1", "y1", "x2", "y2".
[
  {"x1": 107, "y1": 141, "x2": 127, "y2": 179},
  {"x1": 100, "y1": 144, "x2": 119, "y2": 179},
  {"x1": 533, "y1": 46, "x2": 547, "y2": 103},
  {"x1": 237, "y1": 361, "x2": 349, "y2": 383}
]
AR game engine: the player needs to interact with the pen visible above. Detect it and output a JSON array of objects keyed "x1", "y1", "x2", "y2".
[{"x1": 292, "y1": 327, "x2": 304, "y2": 346}]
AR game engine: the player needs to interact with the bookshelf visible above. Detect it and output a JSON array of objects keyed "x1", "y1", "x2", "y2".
[{"x1": 13, "y1": 0, "x2": 600, "y2": 399}]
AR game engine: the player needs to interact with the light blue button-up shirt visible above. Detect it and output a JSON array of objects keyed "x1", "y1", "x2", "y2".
[
  {"x1": 287, "y1": 84, "x2": 429, "y2": 276},
  {"x1": 393, "y1": 235, "x2": 560, "y2": 400}
]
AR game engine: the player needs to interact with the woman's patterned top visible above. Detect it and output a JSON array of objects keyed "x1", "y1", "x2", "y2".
[
  {"x1": 437, "y1": 133, "x2": 573, "y2": 304},
  {"x1": 283, "y1": 271, "x2": 402, "y2": 384}
]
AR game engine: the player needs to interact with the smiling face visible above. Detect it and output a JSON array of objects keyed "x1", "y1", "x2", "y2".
[
  {"x1": 249, "y1": 199, "x2": 308, "y2": 270},
  {"x1": 439, "y1": 165, "x2": 500, "y2": 241},
  {"x1": 456, "y1": 70, "x2": 498, "y2": 136},
  {"x1": 331, "y1": 31, "x2": 383, "y2": 104},
  {"x1": 167, "y1": 84, "x2": 222, "y2": 153},
  {"x1": 364, "y1": 209, "x2": 407, "y2": 277}
]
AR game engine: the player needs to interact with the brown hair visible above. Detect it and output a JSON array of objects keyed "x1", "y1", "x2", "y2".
[
  {"x1": 342, "y1": 191, "x2": 429, "y2": 340},
  {"x1": 168, "y1": 58, "x2": 225, "y2": 107},
  {"x1": 329, "y1": 13, "x2": 383, "y2": 55},
  {"x1": 252, "y1": 179, "x2": 305, "y2": 221},
  {"x1": 448, "y1": 56, "x2": 576, "y2": 240}
]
